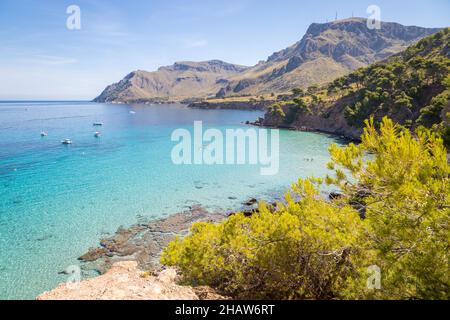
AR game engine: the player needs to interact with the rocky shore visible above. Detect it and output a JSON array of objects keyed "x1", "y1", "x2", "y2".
[
  {"x1": 76, "y1": 194, "x2": 297, "y2": 276},
  {"x1": 38, "y1": 261, "x2": 226, "y2": 300},
  {"x1": 78, "y1": 204, "x2": 228, "y2": 275},
  {"x1": 37, "y1": 183, "x2": 340, "y2": 300},
  {"x1": 258, "y1": 99, "x2": 363, "y2": 141},
  {"x1": 37, "y1": 199, "x2": 265, "y2": 300},
  {"x1": 188, "y1": 100, "x2": 272, "y2": 111},
  {"x1": 250, "y1": 115, "x2": 359, "y2": 143}
]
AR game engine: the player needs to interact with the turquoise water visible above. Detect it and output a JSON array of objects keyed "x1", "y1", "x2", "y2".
[{"x1": 0, "y1": 101, "x2": 344, "y2": 299}]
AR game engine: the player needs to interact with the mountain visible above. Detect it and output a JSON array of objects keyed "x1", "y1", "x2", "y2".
[
  {"x1": 219, "y1": 18, "x2": 442, "y2": 97},
  {"x1": 93, "y1": 60, "x2": 248, "y2": 103},
  {"x1": 94, "y1": 18, "x2": 441, "y2": 103},
  {"x1": 261, "y1": 28, "x2": 450, "y2": 143}
]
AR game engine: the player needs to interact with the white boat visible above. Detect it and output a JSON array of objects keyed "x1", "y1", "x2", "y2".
[
  {"x1": 61, "y1": 139, "x2": 72, "y2": 145},
  {"x1": 94, "y1": 132, "x2": 101, "y2": 138},
  {"x1": 129, "y1": 111, "x2": 136, "y2": 114},
  {"x1": 40, "y1": 131, "x2": 48, "y2": 137},
  {"x1": 93, "y1": 122, "x2": 103, "y2": 126}
]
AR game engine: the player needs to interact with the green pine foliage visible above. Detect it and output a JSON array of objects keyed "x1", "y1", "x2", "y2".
[
  {"x1": 161, "y1": 117, "x2": 450, "y2": 300},
  {"x1": 327, "y1": 117, "x2": 450, "y2": 299},
  {"x1": 271, "y1": 29, "x2": 450, "y2": 145},
  {"x1": 160, "y1": 29, "x2": 450, "y2": 301},
  {"x1": 343, "y1": 29, "x2": 449, "y2": 128}
]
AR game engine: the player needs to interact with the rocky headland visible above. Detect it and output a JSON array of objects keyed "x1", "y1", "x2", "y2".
[
  {"x1": 260, "y1": 97, "x2": 363, "y2": 140},
  {"x1": 188, "y1": 99, "x2": 272, "y2": 111}
]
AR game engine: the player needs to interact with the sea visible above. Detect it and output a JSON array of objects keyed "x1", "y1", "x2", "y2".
[{"x1": 0, "y1": 101, "x2": 344, "y2": 299}]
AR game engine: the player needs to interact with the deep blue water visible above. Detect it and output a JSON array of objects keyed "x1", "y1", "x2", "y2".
[{"x1": 0, "y1": 101, "x2": 343, "y2": 299}]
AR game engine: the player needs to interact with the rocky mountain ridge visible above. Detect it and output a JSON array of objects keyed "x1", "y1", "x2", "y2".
[
  {"x1": 93, "y1": 60, "x2": 248, "y2": 103},
  {"x1": 94, "y1": 18, "x2": 441, "y2": 103},
  {"x1": 219, "y1": 18, "x2": 442, "y2": 97},
  {"x1": 261, "y1": 28, "x2": 450, "y2": 141}
]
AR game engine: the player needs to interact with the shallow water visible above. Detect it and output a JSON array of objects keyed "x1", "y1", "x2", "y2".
[{"x1": 0, "y1": 101, "x2": 344, "y2": 299}]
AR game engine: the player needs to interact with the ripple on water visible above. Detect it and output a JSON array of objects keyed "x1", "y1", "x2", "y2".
[{"x1": 0, "y1": 101, "x2": 343, "y2": 299}]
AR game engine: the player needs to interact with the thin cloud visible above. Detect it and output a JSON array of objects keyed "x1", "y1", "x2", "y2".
[
  {"x1": 17, "y1": 54, "x2": 78, "y2": 66},
  {"x1": 169, "y1": 0, "x2": 248, "y2": 17},
  {"x1": 163, "y1": 35, "x2": 209, "y2": 49},
  {"x1": 182, "y1": 39, "x2": 208, "y2": 48}
]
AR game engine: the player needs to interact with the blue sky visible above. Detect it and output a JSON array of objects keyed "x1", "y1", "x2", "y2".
[{"x1": 0, "y1": 0, "x2": 449, "y2": 100}]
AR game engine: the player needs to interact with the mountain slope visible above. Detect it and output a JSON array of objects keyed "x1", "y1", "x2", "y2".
[
  {"x1": 94, "y1": 18, "x2": 442, "y2": 103},
  {"x1": 220, "y1": 18, "x2": 442, "y2": 97},
  {"x1": 93, "y1": 60, "x2": 248, "y2": 103},
  {"x1": 262, "y1": 28, "x2": 450, "y2": 142}
]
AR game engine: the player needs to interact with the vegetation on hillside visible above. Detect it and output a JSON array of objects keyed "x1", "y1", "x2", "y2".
[
  {"x1": 161, "y1": 29, "x2": 450, "y2": 301},
  {"x1": 162, "y1": 118, "x2": 450, "y2": 300},
  {"x1": 343, "y1": 29, "x2": 449, "y2": 128},
  {"x1": 267, "y1": 28, "x2": 450, "y2": 146},
  {"x1": 95, "y1": 19, "x2": 440, "y2": 103}
]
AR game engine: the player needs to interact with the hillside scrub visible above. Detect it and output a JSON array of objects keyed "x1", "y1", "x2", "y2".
[
  {"x1": 343, "y1": 29, "x2": 449, "y2": 129},
  {"x1": 161, "y1": 117, "x2": 450, "y2": 300},
  {"x1": 267, "y1": 28, "x2": 450, "y2": 147}
]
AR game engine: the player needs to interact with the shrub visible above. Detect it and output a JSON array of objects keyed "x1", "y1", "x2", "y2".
[
  {"x1": 162, "y1": 118, "x2": 450, "y2": 300},
  {"x1": 268, "y1": 103, "x2": 285, "y2": 118},
  {"x1": 327, "y1": 117, "x2": 450, "y2": 299},
  {"x1": 162, "y1": 180, "x2": 365, "y2": 299}
]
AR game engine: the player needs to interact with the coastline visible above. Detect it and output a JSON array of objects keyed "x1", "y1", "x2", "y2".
[
  {"x1": 17, "y1": 100, "x2": 352, "y2": 299},
  {"x1": 249, "y1": 119, "x2": 359, "y2": 143},
  {"x1": 39, "y1": 183, "x2": 340, "y2": 300},
  {"x1": 37, "y1": 118, "x2": 353, "y2": 298},
  {"x1": 36, "y1": 197, "x2": 276, "y2": 299},
  {"x1": 187, "y1": 100, "x2": 272, "y2": 111},
  {"x1": 253, "y1": 112, "x2": 363, "y2": 142},
  {"x1": 78, "y1": 204, "x2": 229, "y2": 275},
  {"x1": 37, "y1": 261, "x2": 227, "y2": 300},
  {"x1": 77, "y1": 192, "x2": 284, "y2": 276}
]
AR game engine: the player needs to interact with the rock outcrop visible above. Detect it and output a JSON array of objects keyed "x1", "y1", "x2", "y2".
[
  {"x1": 78, "y1": 204, "x2": 227, "y2": 274},
  {"x1": 37, "y1": 261, "x2": 226, "y2": 300},
  {"x1": 188, "y1": 100, "x2": 272, "y2": 110},
  {"x1": 263, "y1": 96, "x2": 362, "y2": 139}
]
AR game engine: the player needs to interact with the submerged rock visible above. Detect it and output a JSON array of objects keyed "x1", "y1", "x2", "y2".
[
  {"x1": 79, "y1": 248, "x2": 108, "y2": 262},
  {"x1": 78, "y1": 204, "x2": 227, "y2": 274},
  {"x1": 243, "y1": 198, "x2": 257, "y2": 206}
]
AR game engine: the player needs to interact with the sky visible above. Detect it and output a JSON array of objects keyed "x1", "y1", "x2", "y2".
[{"x1": 0, "y1": 0, "x2": 449, "y2": 100}]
